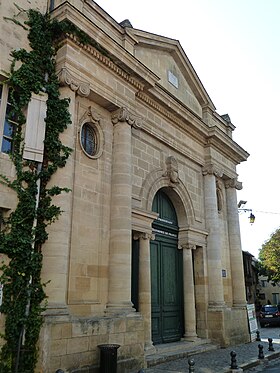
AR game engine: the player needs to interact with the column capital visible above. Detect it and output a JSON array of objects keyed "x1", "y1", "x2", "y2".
[
  {"x1": 57, "y1": 67, "x2": 90, "y2": 97},
  {"x1": 133, "y1": 232, "x2": 155, "y2": 241},
  {"x1": 225, "y1": 178, "x2": 243, "y2": 190},
  {"x1": 111, "y1": 107, "x2": 142, "y2": 128},
  {"x1": 202, "y1": 164, "x2": 223, "y2": 177},
  {"x1": 179, "y1": 243, "x2": 196, "y2": 251}
]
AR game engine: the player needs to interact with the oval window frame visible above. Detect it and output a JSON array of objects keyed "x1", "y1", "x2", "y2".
[{"x1": 79, "y1": 121, "x2": 103, "y2": 159}]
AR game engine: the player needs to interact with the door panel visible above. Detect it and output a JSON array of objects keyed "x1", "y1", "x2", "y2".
[
  {"x1": 151, "y1": 240, "x2": 162, "y2": 344},
  {"x1": 151, "y1": 189, "x2": 183, "y2": 344},
  {"x1": 151, "y1": 236, "x2": 183, "y2": 344}
]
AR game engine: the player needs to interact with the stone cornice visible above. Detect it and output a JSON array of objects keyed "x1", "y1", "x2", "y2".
[
  {"x1": 61, "y1": 34, "x2": 145, "y2": 92},
  {"x1": 132, "y1": 208, "x2": 158, "y2": 235},
  {"x1": 178, "y1": 226, "x2": 208, "y2": 248},
  {"x1": 206, "y1": 129, "x2": 249, "y2": 165},
  {"x1": 51, "y1": 2, "x2": 159, "y2": 88},
  {"x1": 136, "y1": 90, "x2": 207, "y2": 144},
  {"x1": 57, "y1": 67, "x2": 90, "y2": 97},
  {"x1": 111, "y1": 107, "x2": 142, "y2": 128},
  {"x1": 137, "y1": 88, "x2": 249, "y2": 166},
  {"x1": 137, "y1": 91, "x2": 184, "y2": 129}
]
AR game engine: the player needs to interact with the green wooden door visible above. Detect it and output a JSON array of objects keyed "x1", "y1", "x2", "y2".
[{"x1": 151, "y1": 190, "x2": 183, "y2": 344}]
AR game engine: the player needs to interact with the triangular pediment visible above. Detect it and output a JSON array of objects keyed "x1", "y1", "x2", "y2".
[{"x1": 127, "y1": 28, "x2": 215, "y2": 116}]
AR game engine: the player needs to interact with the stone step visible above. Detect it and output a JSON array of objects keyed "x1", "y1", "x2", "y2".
[{"x1": 145, "y1": 339, "x2": 219, "y2": 367}]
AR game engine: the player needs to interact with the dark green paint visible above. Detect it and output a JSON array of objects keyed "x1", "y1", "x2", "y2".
[{"x1": 151, "y1": 190, "x2": 184, "y2": 344}]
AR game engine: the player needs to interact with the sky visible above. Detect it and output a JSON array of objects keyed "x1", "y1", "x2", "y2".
[{"x1": 96, "y1": 0, "x2": 280, "y2": 258}]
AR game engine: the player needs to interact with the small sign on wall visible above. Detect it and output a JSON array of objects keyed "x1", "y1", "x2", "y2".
[{"x1": 222, "y1": 269, "x2": 227, "y2": 277}]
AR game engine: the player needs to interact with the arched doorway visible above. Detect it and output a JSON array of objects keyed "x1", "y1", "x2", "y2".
[{"x1": 151, "y1": 189, "x2": 184, "y2": 344}]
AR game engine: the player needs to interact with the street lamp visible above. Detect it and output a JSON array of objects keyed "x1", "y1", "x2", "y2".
[
  {"x1": 238, "y1": 201, "x2": 255, "y2": 224},
  {"x1": 249, "y1": 213, "x2": 255, "y2": 224}
]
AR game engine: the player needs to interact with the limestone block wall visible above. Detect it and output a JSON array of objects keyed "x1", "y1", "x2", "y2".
[
  {"x1": 207, "y1": 307, "x2": 250, "y2": 348},
  {"x1": 40, "y1": 314, "x2": 145, "y2": 373},
  {"x1": 193, "y1": 246, "x2": 209, "y2": 339},
  {"x1": 223, "y1": 308, "x2": 250, "y2": 346},
  {"x1": 0, "y1": 1, "x2": 47, "y2": 75},
  {"x1": 67, "y1": 99, "x2": 113, "y2": 316},
  {"x1": 131, "y1": 108, "x2": 205, "y2": 224},
  {"x1": 0, "y1": 154, "x2": 17, "y2": 210}
]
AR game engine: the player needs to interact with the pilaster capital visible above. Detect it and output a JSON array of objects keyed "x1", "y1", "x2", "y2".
[
  {"x1": 57, "y1": 67, "x2": 90, "y2": 97},
  {"x1": 179, "y1": 243, "x2": 196, "y2": 251},
  {"x1": 111, "y1": 107, "x2": 142, "y2": 128},
  {"x1": 202, "y1": 164, "x2": 223, "y2": 178},
  {"x1": 133, "y1": 232, "x2": 155, "y2": 241},
  {"x1": 225, "y1": 178, "x2": 243, "y2": 190}
]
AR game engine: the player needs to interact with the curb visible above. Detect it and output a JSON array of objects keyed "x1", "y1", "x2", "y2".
[{"x1": 235, "y1": 350, "x2": 280, "y2": 371}]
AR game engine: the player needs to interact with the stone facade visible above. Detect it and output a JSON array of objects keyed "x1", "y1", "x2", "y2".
[
  {"x1": 0, "y1": 1, "x2": 250, "y2": 372},
  {"x1": 258, "y1": 276, "x2": 280, "y2": 306}
]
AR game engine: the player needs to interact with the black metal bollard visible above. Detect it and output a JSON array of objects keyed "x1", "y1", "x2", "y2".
[
  {"x1": 268, "y1": 338, "x2": 275, "y2": 351},
  {"x1": 55, "y1": 370, "x2": 65, "y2": 373},
  {"x1": 258, "y1": 344, "x2": 264, "y2": 359},
  {"x1": 256, "y1": 330, "x2": 261, "y2": 341},
  {"x1": 188, "y1": 358, "x2": 195, "y2": 372},
  {"x1": 98, "y1": 344, "x2": 120, "y2": 373},
  {"x1": 230, "y1": 351, "x2": 238, "y2": 369},
  {"x1": 137, "y1": 370, "x2": 145, "y2": 373}
]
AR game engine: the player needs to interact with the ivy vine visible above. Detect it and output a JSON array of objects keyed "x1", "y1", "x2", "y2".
[{"x1": 0, "y1": 8, "x2": 75, "y2": 373}]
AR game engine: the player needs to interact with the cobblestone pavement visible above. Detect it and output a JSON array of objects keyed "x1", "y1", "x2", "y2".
[{"x1": 143, "y1": 327, "x2": 280, "y2": 372}]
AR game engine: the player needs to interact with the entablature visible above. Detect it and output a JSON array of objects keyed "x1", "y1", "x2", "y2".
[{"x1": 51, "y1": 2, "x2": 159, "y2": 90}]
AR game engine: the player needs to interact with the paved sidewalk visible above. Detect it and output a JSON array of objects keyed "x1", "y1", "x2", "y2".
[{"x1": 142, "y1": 339, "x2": 280, "y2": 372}]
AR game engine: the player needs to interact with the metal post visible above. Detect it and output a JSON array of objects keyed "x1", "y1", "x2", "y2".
[
  {"x1": 230, "y1": 351, "x2": 238, "y2": 369},
  {"x1": 256, "y1": 330, "x2": 261, "y2": 341},
  {"x1": 258, "y1": 344, "x2": 264, "y2": 359},
  {"x1": 268, "y1": 338, "x2": 274, "y2": 351},
  {"x1": 188, "y1": 358, "x2": 195, "y2": 372}
]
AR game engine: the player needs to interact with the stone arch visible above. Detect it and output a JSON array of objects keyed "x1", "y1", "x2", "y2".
[{"x1": 140, "y1": 168, "x2": 196, "y2": 227}]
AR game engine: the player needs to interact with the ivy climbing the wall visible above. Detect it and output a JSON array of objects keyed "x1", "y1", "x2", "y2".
[{"x1": 0, "y1": 8, "x2": 73, "y2": 373}]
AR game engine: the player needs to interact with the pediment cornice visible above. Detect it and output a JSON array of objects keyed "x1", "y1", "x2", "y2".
[
  {"x1": 61, "y1": 34, "x2": 145, "y2": 92},
  {"x1": 51, "y1": 2, "x2": 159, "y2": 90},
  {"x1": 128, "y1": 28, "x2": 216, "y2": 111}
]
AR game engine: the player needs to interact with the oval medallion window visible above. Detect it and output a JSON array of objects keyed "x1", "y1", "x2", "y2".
[{"x1": 80, "y1": 122, "x2": 97, "y2": 158}]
